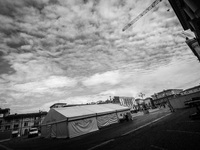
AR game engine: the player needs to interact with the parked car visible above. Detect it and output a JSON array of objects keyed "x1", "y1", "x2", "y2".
[
  {"x1": 184, "y1": 97, "x2": 200, "y2": 107},
  {"x1": 12, "y1": 130, "x2": 20, "y2": 138},
  {"x1": 28, "y1": 127, "x2": 38, "y2": 138}
]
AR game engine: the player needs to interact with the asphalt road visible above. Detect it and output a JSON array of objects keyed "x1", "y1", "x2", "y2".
[
  {"x1": 1, "y1": 107, "x2": 199, "y2": 150},
  {"x1": 94, "y1": 107, "x2": 200, "y2": 150}
]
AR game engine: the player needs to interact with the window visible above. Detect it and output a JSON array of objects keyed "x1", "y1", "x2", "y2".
[
  {"x1": 14, "y1": 124, "x2": 19, "y2": 129},
  {"x1": 15, "y1": 119, "x2": 20, "y2": 122},
  {"x1": 24, "y1": 122, "x2": 28, "y2": 127},
  {"x1": 5, "y1": 125, "x2": 10, "y2": 130}
]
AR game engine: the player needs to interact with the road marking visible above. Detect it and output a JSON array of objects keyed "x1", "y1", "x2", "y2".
[
  {"x1": 166, "y1": 130, "x2": 200, "y2": 135},
  {"x1": 122, "y1": 113, "x2": 171, "y2": 136},
  {"x1": 150, "y1": 145, "x2": 168, "y2": 150},
  {"x1": 0, "y1": 144, "x2": 13, "y2": 150},
  {"x1": 87, "y1": 139, "x2": 115, "y2": 150}
]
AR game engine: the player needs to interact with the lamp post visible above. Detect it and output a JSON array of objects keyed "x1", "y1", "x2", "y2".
[{"x1": 163, "y1": 90, "x2": 174, "y2": 112}]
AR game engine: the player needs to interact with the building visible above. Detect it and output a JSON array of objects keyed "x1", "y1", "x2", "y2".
[
  {"x1": 143, "y1": 97, "x2": 155, "y2": 108},
  {"x1": 0, "y1": 108, "x2": 10, "y2": 118},
  {"x1": 0, "y1": 111, "x2": 47, "y2": 136},
  {"x1": 180, "y1": 85, "x2": 200, "y2": 95},
  {"x1": 134, "y1": 98, "x2": 145, "y2": 111},
  {"x1": 168, "y1": 0, "x2": 200, "y2": 61},
  {"x1": 0, "y1": 108, "x2": 10, "y2": 132},
  {"x1": 50, "y1": 103, "x2": 67, "y2": 109},
  {"x1": 113, "y1": 96, "x2": 137, "y2": 109},
  {"x1": 151, "y1": 89, "x2": 183, "y2": 106},
  {"x1": 168, "y1": 85, "x2": 200, "y2": 109}
]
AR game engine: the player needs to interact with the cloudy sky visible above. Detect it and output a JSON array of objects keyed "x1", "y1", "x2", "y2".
[{"x1": 1, "y1": 0, "x2": 200, "y2": 114}]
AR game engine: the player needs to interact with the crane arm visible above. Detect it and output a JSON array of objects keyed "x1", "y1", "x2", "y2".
[{"x1": 122, "y1": 0, "x2": 162, "y2": 31}]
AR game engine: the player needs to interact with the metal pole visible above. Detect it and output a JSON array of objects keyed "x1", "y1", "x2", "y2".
[{"x1": 164, "y1": 90, "x2": 174, "y2": 112}]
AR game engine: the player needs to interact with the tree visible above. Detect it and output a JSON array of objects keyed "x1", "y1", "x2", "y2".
[{"x1": 138, "y1": 92, "x2": 145, "y2": 99}]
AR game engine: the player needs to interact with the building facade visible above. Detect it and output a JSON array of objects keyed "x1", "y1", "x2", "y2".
[
  {"x1": 143, "y1": 97, "x2": 155, "y2": 108},
  {"x1": 0, "y1": 111, "x2": 47, "y2": 136},
  {"x1": 151, "y1": 89, "x2": 183, "y2": 106},
  {"x1": 0, "y1": 108, "x2": 10, "y2": 132},
  {"x1": 168, "y1": 0, "x2": 200, "y2": 61},
  {"x1": 50, "y1": 103, "x2": 67, "y2": 109},
  {"x1": 113, "y1": 96, "x2": 137, "y2": 109},
  {"x1": 180, "y1": 85, "x2": 200, "y2": 95}
]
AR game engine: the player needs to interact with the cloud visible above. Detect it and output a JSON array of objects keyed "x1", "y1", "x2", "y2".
[
  {"x1": 0, "y1": 0, "x2": 200, "y2": 113},
  {"x1": 82, "y1": 70, "x2": 122, "y2": 86},
  {"x1": 10, "y1": 75, "x2": 77, "y2": 93},
  {"x1": 43, "y1": 76, "x2": 77, "y2": 88}
]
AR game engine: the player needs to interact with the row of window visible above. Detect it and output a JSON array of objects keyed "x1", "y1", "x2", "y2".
[
  {"x1": 0, "y1": 122, "x2": 29, "y2": 130},
  {"x1": 181, "y1": 88, "x2": 200, "y2": 95}
]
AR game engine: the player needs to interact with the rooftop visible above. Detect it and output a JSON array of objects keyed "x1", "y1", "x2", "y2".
[
  {"x1": 4, "y1": 111, "x2": 47, "y2": 120},
  {"x1": 182, "y1": 85, "x2": 200, "y2": 92}
]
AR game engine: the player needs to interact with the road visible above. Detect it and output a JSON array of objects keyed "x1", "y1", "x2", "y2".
[
  {"x1": 1, "y1": 107, "x2": 200, "y2": 150},
  {"x1": 93, "y1": 107, "x2": 200, "y2": 150}
]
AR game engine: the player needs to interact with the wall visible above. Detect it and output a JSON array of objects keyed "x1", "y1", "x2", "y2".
[{"x1": 169, "y1": 91, "x2": 200, "y2": 109}]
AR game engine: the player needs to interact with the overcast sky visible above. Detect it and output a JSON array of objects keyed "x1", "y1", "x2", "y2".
[{"x1": 1, "y1": 0, "x2": 200, "y2": 114}]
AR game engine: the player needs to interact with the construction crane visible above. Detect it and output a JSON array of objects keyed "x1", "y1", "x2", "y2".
[{"x1": 122, "y1": 0, "x2": 163, "y2": 32}]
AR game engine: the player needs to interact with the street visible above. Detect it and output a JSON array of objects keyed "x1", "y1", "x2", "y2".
[{"x1": 1, "y1": 107, "x2": 200, "y2": 150}]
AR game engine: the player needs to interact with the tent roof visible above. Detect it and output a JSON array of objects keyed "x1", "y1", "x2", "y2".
[
  {"x1": 49, "y1": 104, "x2": 130, "y2": 121},
  {"x1": 79, "y1": 104, "x2": 115, "y2": 115},
  {"x1": 102, "y1": 104, "x2": 130, "y2": 112},
  {"x1": 55, "y1": 106, "x2": 95, "y2": 119}
]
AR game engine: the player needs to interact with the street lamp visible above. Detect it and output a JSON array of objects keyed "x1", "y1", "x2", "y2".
[{"x1": 163, "y1": 90, "x2": 174, "y2": 112}]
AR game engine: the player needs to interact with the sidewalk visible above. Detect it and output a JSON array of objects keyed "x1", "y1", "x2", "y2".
[
  {"x1": 148, "y1": 108, "x2": 160, "y2": 113},
  {"x1": 131, "y1": 107, "x2": 170, "y2": 119},
  {"x1": 131, "y1": 111, "x2": 144, "y2": 119}
]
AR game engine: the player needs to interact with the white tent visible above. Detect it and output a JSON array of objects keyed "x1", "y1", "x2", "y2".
[
  {"x1": 41, "y1": 104, "x2": 130, "y2": 138},
  {"x1": 80, "y1": 105, "x2": 118, "y2": 128}
]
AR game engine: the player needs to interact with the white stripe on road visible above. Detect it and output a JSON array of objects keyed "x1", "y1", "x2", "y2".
[
  {"x1": 87, "y1": 139, "x2": 115, "y2": 150},
  {"x1": 122, "y1": 113, "x2": 171, "y2": 136},
  {"x1": 166, "y1": 130, "x2": 200, "y2": 135}
]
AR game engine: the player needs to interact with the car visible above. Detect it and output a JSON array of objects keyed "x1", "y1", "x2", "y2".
[
  {"x1": 130, "y1": 109, "x2": 138, "y2": 113},
  {"x1": 12, "y1": 130, "x2": 20, "y2": 138},
  {"x1": 28, "y1": 127, "x2": 38, "y2": 138},
  {"x1": 184, "y1": 97, "x2": 200, "y2": 107}
]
